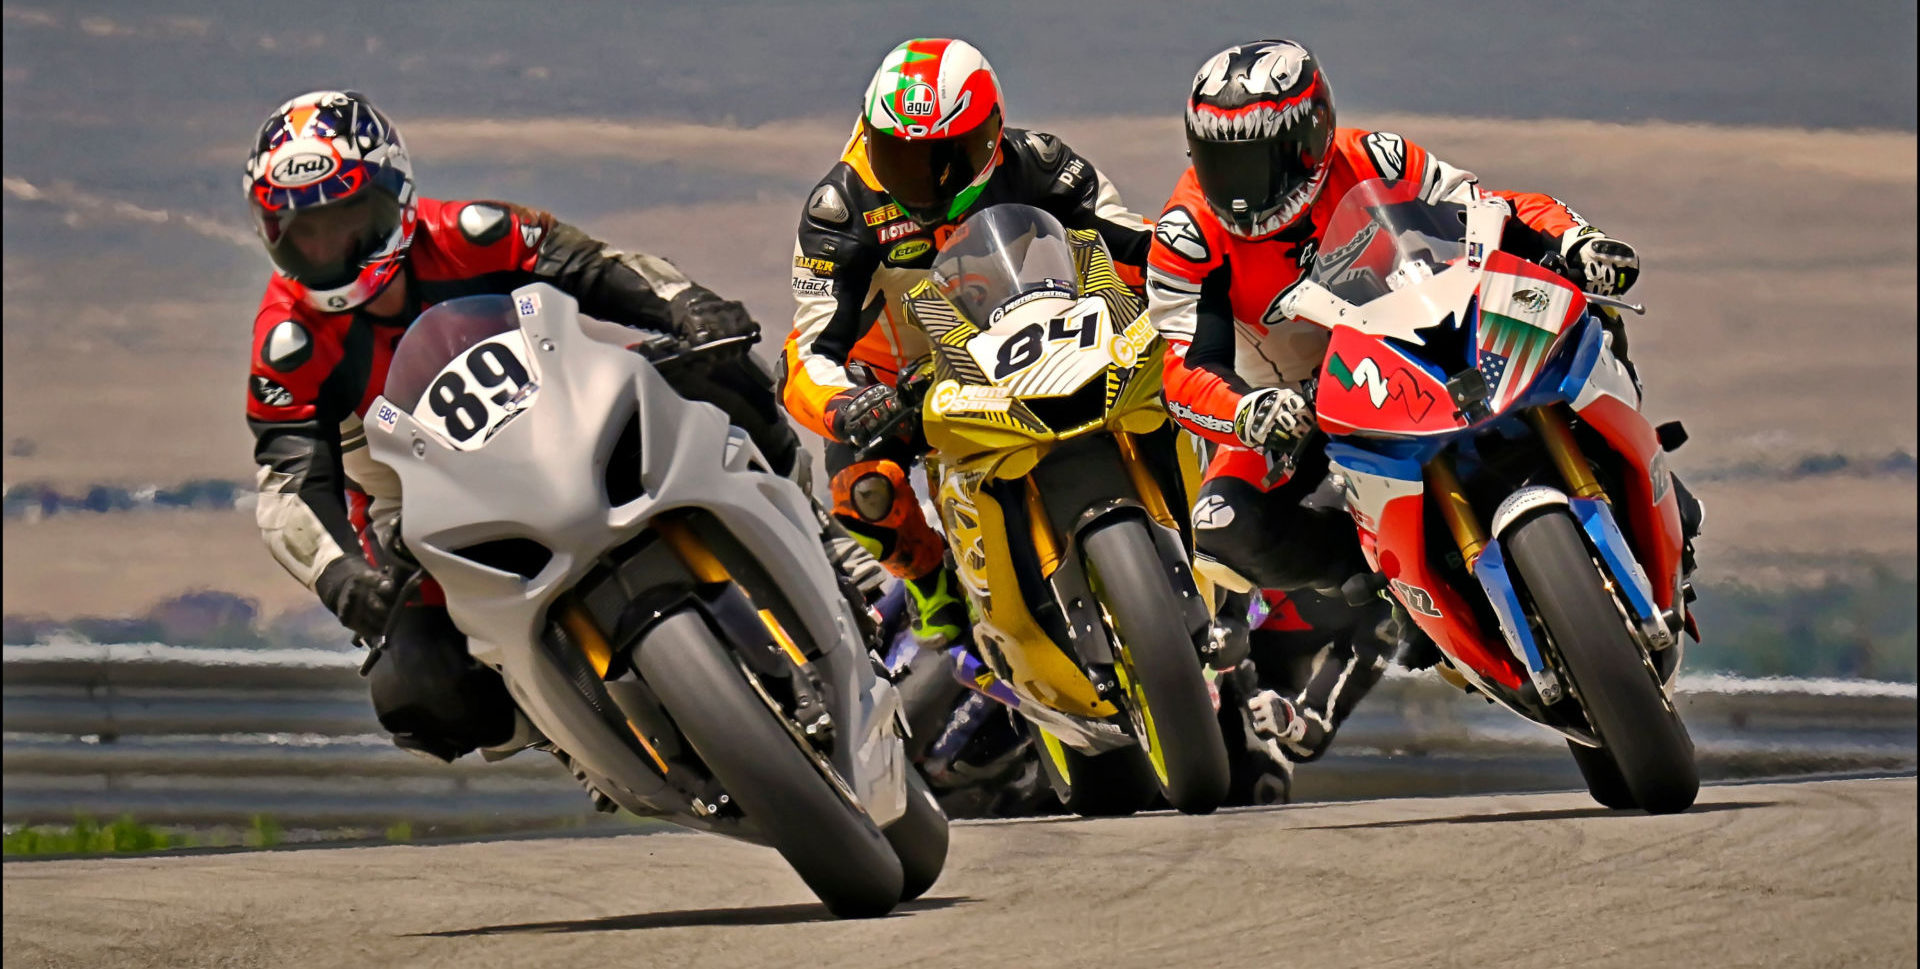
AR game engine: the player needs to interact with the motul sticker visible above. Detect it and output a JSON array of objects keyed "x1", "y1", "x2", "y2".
[{"x1": 876, "y1": 220, "x2": 919, "y2": 244}]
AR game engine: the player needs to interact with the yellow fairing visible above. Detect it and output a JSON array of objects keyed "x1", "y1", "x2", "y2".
[{"x1": 906, "y1": 229, "x2": 1212, "y2": 734}]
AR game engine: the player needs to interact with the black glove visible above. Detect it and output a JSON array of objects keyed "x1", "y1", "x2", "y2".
[
  {"x1": 828, "y1": 383, "x2": 913, "y2": 450},
  {"x1": 668, "y1": 287, "x2": 759, "y2": 361},
  {"x1": 316, "y1": 559, "x2": 402, "y2": 639},
  {"x1": 1561, "y1": 231, "x2": 1640, "y2": 296},
  {"x1": 1234, "y1": 387, "x2": 1315, "y2": 461}
]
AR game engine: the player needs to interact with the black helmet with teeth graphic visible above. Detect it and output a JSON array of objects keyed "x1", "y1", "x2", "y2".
[{"x1": 1184, "y1": 40, "x2": 1335, "y2": 239}]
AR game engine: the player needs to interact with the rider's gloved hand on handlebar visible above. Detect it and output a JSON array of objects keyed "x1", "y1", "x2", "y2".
[
  {"x1": 1561, "y1": 229, "x2": 1640, "y2": 297},
  {"x1": 316, "y1": 559, "x2": 403, "y2": 640},
  {"x1": 1235, "y1": 387, "x2": 1315, "y2": 461},
  {"x1": 668, "y1": 287, "x2": 759, "y2": 361},
  {"x1": 828, "y1": 383, "x2": 913, "y2": 450}
]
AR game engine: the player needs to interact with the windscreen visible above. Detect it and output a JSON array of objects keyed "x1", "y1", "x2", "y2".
[
  {"x1": 928, "y1": 204, "x2": 1079, "y2": 327},
  {"x1": 383, "y1": 294, "x2": 540, "y2": 449},
  {"x1": 1309, "y1": 178, "x2": 1469, "y2": 306}
]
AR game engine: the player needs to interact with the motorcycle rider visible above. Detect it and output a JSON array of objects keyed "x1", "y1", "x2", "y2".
[
  {"x1": 243, "y1": 90, "x2": 869, "y2": 764},
  {"x1": 781, "y1": 38, "x2": 1156, "y2": 645},
  {"x1": 1147, "y1": 40, "x2": 1705, "y2": 758}
]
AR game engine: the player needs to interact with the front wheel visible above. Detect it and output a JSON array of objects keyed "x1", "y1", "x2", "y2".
[
  {"x1": 1566, "y1": 739, "x2": 1638, "y2": 810},
  {"x1": 1506, "y1": 510, "x2": 1698, "y2": 814},
  {"x1": 884, "y1": 768, "x2": 950, "y2": 902},
  {"x1": 1036, "y1": 727, "x2": 1159, "y2": 817},
  {"x1": 636, "y1": 610, "x2": 904, "y2": 917},
  {"x1": 1082, "y1": 518, "x2": 1231, "y2": 814}
]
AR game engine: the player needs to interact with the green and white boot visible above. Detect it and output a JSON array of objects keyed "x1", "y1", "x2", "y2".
[{"x1": 903, "y1": 568, "x2": 970, "y2": 647}]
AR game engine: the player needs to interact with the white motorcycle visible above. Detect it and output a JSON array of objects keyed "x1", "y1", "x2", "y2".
[{"x1": 364, "y1": 283, "x2": 947, "y2": 917}]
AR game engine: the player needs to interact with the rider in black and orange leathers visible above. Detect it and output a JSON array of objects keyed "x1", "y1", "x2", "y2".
[{"x1": 781, "y1": 38, "x2": 1155, "y2": 644}]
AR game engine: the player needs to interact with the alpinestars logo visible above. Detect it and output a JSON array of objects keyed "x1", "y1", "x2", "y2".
[
  {"x1": 1154, "y1": 207, "x2": 1209, "y2": 262},
  {"x1": 1363, "y1": 132, "x2": 1406, "y2": 180},
  {"x1": 1192, "y1": 494, "x2": 1236, "y2": 529},
  {"x1": 1168, "y1": 399, "x2": 1234, "y2": 435}
]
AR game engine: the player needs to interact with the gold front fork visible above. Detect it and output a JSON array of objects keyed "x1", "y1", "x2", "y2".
[
  {"x1": 1528, "y1": 405, "x2": 1606, "y2": 501},
  {"x1": 1426, "y1": 404, "x2": 1604, "y2": 571},
  {"x1": 1425, "y1": 456, "x2": 1487, "y2": 570},
  {"x1": 1024, "y1": 474, "x2": 1064, "y2": 577},
  {"x1": 1115, "y1": 431, "x2": 1179, "y2": 530}
]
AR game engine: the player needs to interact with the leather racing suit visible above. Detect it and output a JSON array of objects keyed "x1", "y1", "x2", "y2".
[
  {"x1": 780, "y1": 124, "x2": 1154, "y2": 637},
  {"x1": 246, "y1": 196, "x2": 800, "y2": 760}
]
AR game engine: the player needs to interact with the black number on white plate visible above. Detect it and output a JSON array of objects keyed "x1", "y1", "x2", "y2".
[{"x1": 994, "y1": 323, "x2": 1045, "y2": 379}]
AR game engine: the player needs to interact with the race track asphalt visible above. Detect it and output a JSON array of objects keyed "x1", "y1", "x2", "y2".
[{"x1": 4, "y1": 775, "x2": 1913, "y2": 969}]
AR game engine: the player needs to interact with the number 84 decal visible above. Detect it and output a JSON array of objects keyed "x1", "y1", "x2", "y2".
[{"x1": 987, "y1": 297, "x2": 1119, "y2": 380}]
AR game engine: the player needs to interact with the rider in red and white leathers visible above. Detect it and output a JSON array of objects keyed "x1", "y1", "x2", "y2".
[
  {"x1": 244, "y1": 91, "x2": 820, "y2": 764},
  {"x1": 1147, "y1": 40, "x2": 1699, "y2": 767}
]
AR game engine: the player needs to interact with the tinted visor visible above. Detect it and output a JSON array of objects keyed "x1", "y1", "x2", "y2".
[
  {"x1": 866, "y1": 110, "x2": 1002, "y2": 224},
  {"x1": 1187, "y1": 113, "x2": 1332, "y2": 227},
  {"x1": 254, "y1": 190, "x2": 401, "y2": 290}
]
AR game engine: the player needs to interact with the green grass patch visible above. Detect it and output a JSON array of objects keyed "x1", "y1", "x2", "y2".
[
  {"x1": 1692, "y1": 566, "x2": 1917, "y2": 681},
  {"x1": 3, "y1": 814, "x2": 195, "y2": 856}
]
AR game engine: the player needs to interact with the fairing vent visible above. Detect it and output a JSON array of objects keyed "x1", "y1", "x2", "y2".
[
  {"x1": 1024, "y1": 378, "x2": 1109, "y2": 434},
  {"x1": 451, "y1": 538, "x2": 553, "y2": 579},
  {"x1": 604, "y1": 411, "x2": 644, "y2": 506}
]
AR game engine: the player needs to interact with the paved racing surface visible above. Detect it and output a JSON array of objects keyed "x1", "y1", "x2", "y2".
[{"x1": 5, "y1": 776, "x2": 1913, "y2": 969}]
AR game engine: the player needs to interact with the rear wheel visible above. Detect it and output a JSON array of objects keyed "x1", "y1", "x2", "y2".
[
  {"x1": 1082, "y1": 518, "x2": 1231, "y2": 814},
  {"x1": 636, "y1": 610, "x2": 904, "y2": 917},
  {"x1": 1506, "y1": 510, "x2": 1697, "y2": 814}
]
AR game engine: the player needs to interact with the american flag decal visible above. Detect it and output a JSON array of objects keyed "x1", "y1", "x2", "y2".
[{"x1": 1475, "y1": 268, "x2": 1576, "y2": 410}]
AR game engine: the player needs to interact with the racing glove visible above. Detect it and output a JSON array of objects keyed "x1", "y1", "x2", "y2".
[
  {"x1": 667, "y1": 287, "x2": 759, "y2": 361},
  {"x1": 1562, "y1": 230, "x2": 1640, "y2": 296},
  {"x1": 315, "y1": 559, "x2": 402, "y2": 639},
  {"x1": 827, "y1": 383, "x2": 912, "y2": 450},
  {"x1": 1234, "y1": 387, "x2": 1315, "y2": 462}
]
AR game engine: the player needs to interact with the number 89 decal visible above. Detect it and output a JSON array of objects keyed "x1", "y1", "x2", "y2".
[{"x1": 416, "y1": 332, "x2": 538, "y2": 449}]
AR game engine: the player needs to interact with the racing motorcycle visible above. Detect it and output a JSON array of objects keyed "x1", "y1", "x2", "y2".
[
  {"x1": 363, "y1": 284, "x2": 947, "y2": 917},
  {"x1": 1276, "y1": 177, "x2": 1700, "y2": 813},
  {"x1": 872, "y1": 204, "x2": 1229, "y2": 815}
]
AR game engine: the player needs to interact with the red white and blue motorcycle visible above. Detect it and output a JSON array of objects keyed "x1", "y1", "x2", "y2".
[{"x1": 1277, "y1": 178, "x2": 1700, "y2": 813}]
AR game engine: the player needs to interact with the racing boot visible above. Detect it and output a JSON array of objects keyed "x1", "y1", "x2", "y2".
[
  {"x1": 904, "y1": 565, "x2": 970, "y2": 648},
  {"x1": 1203, "y1": 589, "x2": 1257, "y2": 673}
]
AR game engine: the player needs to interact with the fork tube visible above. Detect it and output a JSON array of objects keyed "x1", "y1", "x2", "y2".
[
  {"x1": 1023, "y1": 475, "x2": 1064, "y2": 577},
  {"x1": 555, "y1": 598, "x2": 671, "y2": 774},
  {"x1": 1527, "y1": 405, "x2": 1607, "y2": 500},
  {"x1": 1425, "y1": 456, "x2": 1487, "y2": 569},
  {"x1": 1114, "y1": 431, "x2": 1179, "y2": 530}
]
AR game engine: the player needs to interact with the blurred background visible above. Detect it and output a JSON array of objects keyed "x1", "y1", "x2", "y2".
[{"x1": 3, "y1": 1, "x2": 1914, "y2": 849}]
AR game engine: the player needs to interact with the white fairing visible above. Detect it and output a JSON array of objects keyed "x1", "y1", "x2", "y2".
[{"x1": 364, "y1": 283, "x2": 908, "y2": 831}]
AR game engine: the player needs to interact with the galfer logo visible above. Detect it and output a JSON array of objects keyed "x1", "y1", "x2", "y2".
[{"x1": 269, "y1": 150, "x2": 337, "y2": 187}]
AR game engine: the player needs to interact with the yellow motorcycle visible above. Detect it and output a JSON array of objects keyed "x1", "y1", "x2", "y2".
[{"x1": 887, "y1": 204, "x2": 1229, "y2": 815}]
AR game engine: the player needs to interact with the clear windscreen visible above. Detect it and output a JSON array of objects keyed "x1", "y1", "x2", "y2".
[
  {"x1": 1309, "y1": 178, "x2": 1470, "y2": 306},
  {"x1": 384, "y1": 295, "x2": 522, "y2": 412},
  {"x1": 928, "y1": 204, "x2": 1079, "y2": 327}
]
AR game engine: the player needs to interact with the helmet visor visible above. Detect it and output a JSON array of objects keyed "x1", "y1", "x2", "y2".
[
  {"x1": 1187, "y1": 117, "x2": 1333, "y2": 229},
  {"x1": 866, "y1": 110, "x2": 1002, "y2": 225},
  {"x1": 254, "y1": 190, "x2": 401, "y2": 291}
]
